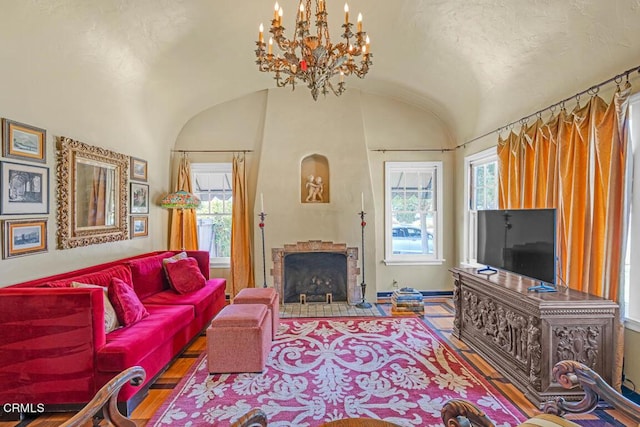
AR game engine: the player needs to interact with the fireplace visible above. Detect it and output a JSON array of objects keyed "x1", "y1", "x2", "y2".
[{"x1": 271, "y1": 241, "x2": 360, "y2": 304}]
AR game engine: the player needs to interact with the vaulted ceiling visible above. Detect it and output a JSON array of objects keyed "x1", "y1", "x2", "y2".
[{"x1": 2, "y1": 1, "x2": 640, "y2": 145}]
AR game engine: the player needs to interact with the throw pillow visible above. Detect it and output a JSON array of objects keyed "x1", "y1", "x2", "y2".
[
  {"x1": 161, "y1": 251, "x2": 188, "y2": 284},
  {"x1": 165, "y1": 257, "x2": 206, "y2": 294},
  {"x1": 71, "y1": 282, "x2": 120, "y2": 334},
  {"x1": 162, "y1": 251, "x2": 188, "y2": 272},
  {"x1": 108, "y1": 277, "x2": 149, "y2": 327}
]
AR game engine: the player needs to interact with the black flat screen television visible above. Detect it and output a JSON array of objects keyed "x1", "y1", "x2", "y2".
[{"x1": 477, "y1": 208, "x2": 556, "y2": 286}]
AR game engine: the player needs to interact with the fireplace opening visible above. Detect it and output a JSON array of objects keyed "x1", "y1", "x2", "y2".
[{"x1": 284, "y1": 252, "x2": 347, "y2": 303}]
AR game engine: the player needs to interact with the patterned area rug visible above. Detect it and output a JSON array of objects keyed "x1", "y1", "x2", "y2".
[{"x1": 148, "y1": 317, "x2": 526, "y2": 426}]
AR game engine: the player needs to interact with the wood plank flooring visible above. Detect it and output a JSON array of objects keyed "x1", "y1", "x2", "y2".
[{"x1": 0, "y1": 297, "x2": 631, "y2": 426}]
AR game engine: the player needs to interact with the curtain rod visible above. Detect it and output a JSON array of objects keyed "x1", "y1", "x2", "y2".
[
  {"x1": 171, "y1": 149, "x2": 253, "y2": 153},
  {"x1": 458, "y1": 64, "x2": 640, "y2": 149},
  {"x1": 370, "y1": 148, "x2": 454, "y2": 153}
]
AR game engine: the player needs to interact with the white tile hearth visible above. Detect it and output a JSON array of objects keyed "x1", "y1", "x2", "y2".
[{"x1": 280, "y1": 302, "x2": 384, "y2": 318}]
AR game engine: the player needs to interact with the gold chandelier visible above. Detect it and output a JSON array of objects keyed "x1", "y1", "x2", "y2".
[{"x1": 255, "y1": 0, "x2": 372, "y2": 100}]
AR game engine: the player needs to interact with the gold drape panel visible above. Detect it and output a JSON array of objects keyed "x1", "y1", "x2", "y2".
[
  {"x1": 230, "y1": 154, "x2": 254, "y2": 295},
  {"x1": 496, "y1": 88, "x2": 630, "y2": 390},
  {"x1": 88, "y1": 167, "x2": 107, "y2": 226},
  {"x1": 168, "y1": 155, "x2": 198, "y2": 251}
]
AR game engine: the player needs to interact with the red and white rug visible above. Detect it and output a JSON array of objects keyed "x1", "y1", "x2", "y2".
[{"x1": 149, "y1": 317, "x2": 526, "y2": 426}]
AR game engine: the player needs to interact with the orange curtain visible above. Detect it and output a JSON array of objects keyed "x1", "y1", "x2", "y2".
[
  {"x1": 88, "y1": 166, "x2": 107, "y2": 226},
  {"x1": 497, "y1": 89, "x2": 631, "y2": 389},
  {"x1": 497, "y1": 131, "x2": 520, "y2": 209},
  {"x1": 230, "y1": 154, "x2": 254, "y2": 295},
  {"x1": 591, "y1": 84, "x2": 631, "y2": 391},
  {"x1": 536, "y1": 114, "x2": 559, "y2": 209},
  {"x1": 168, "y1": 155, "x2": 198, "y2": 251}
]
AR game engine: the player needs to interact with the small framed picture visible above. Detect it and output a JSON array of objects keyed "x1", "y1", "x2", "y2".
[
  {"x1": 130, "y1": 157, "x2": 148, "y2": 182},
  {"x1": 0, "y1": 161, "x2": 49, "y2": 215},
  {"x1": 130, "y1": 182, "x2": 149, "y2": 214},
  {"x1": 2, "y1": 118, "x2": 47, "y2": 163},
  {"x1": 130, "y1": 216, "x2": 148, "y2": 238},
  {"x1": 2, "y1": 218, "x2": 48, "y2": 259}
]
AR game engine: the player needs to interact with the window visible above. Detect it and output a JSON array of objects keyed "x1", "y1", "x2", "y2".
[
  {"x1": 384, "y1": 161, "x2": 443, "y2": 265},
  {"x1": 463, "y1": 148, "x2": 498, "y2": 265},
  {"x1": 191, "y1": 163, "x2": 232, "y2": 267},
  {"x1": 625, "y1": 93, "x2": 640, "y2": 330}
]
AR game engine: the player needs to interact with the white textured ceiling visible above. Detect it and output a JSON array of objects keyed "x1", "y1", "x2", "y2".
[{"x1": 2, "y1": 0, "x2": 640, "y2": 144}]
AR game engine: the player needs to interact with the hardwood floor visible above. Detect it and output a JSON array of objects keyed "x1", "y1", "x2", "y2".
[{"x1": 1, "y1": 298, "x2": 631, "y2": 426}]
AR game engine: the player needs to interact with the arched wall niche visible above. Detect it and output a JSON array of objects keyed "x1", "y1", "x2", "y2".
[{"x1": 300, "y1": 154, "x2": 330, "y2": 203}]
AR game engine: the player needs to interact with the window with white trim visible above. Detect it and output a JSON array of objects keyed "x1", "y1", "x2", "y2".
[
  {"x1": 384, "y1": 161, "x2": 443, "y2": 265},
  {"x1": 191, "y1": 163, "x2": 232, "y2": 267},
  {"x1": 463, "y1": 148, "x2": 498, "y2": 265},
  {"x1": 624, "y1": 93, "x2": 640, "y2": 330}
]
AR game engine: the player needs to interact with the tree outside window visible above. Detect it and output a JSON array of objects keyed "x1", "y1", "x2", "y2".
[{"x1": 191, "y1": 163, "x2": 232, "y2": 266}]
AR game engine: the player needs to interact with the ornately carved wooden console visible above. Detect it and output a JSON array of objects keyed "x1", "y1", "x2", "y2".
[{"x1": 450, "y1": 267, "x2": 618, "y2": 407}]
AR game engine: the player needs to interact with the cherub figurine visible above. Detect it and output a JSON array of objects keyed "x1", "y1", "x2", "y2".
[{"x1": 305, "y1": 175, "x2": 324, "y2": 202}]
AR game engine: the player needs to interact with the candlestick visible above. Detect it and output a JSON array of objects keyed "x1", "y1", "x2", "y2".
[
  {"x1": 258, "y1": 211, "x2": 268, "y2": 288},
  {"x1": 356, "y1": 210, "x2": 371, "y2": 308}
]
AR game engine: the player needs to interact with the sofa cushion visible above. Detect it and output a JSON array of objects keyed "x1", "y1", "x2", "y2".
[
  {"x1": 71, "y1": 282, "x2": 120, "y2": 333},
  {"x1": 126, "y1": 251, "x2": 175, "y2": 300},
  {"x1": 162, "y1": 251, "x2": 188, "y2": 272},
  {"x1": 96, "y1": 304, "x2": 194, "y2": 372},
  {"x1": 46, "y1": 265, "x2": 132, "y2": 289},
  {"x1": 108, "y1": 278, "x2": 149, "y2": 327},
  {"x1": 142, "y1": 279, "x2": 223, "y2": 318},
  {"x1": 165, "y1": 257, "x2": 206, "y2": 294}
]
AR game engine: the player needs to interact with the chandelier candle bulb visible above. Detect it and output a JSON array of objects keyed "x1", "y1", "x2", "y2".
[
  {"x1": 268, "y1": 37, "x2": 273, "y2": 55},
  {"x1": 261, "y1": 193, "x2": 264, "y2": 213},
  {"x1": 299, "y1": 3, "x2": 304, "y2": 20},
  {"x1": 259, "y1": 23, "x2": 264, "y2": 43},
  {"x1": 344, "y1": 3, "x2": 349, "y2": 25},
  {"x1": 278, "y1": 7, "x2": 283, "y2": 25},
  {"x1": 357, "y1": 13, "x2": 362, "y2": 32},
  {"x1": 361, "y1": 192, "x2": 364, "y2": 212},
  {"x1": 274, "y1": 1, "x2": 279, "y2": 20}
]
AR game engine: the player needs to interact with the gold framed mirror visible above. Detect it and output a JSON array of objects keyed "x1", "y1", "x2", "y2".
[{"x1": 56, "y1": 136, "x2": 129, "y2": 249}]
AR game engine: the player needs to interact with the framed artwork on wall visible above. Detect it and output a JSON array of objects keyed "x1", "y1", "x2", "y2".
[
  {"x1": 2, "y1": 118, "x2": 47, "y2": 163},
  {"x1": 130, "y1": 182, "x2": 149, "y2": 214},
  {"x1": 2, "y1": 218, "x2": 48, "y2": 259},
  {"x1": 130, "y1": 157, "x2": 148, "y2": 182},
  {"x1": 130, "y1": 216, "x2": 148, "y2": 238},
  {"x1": 0, "y1": 161, "x2": 49, "y2": 215}
]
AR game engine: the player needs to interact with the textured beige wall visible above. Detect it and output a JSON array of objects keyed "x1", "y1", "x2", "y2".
[
  {"x1": 0, "y1": 78, "x2": 172, "y2": 288},
  {"x1": 175, "y1": 89, "x2": 453, "y2": 300}
]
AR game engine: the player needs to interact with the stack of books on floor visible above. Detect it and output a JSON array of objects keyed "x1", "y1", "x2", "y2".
[{"x1": 391, "y1": 287, "x2": 424, "y2": 316}]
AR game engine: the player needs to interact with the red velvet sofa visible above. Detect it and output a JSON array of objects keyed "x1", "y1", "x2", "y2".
[{"x1": 0, "y1": 250, "x2": 226, "y2": 416}]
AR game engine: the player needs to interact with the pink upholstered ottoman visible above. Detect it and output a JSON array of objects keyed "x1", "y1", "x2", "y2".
[
  {"x1": 206, "y1": 304, "x2": 272, "y2": 374},
  {"x1": 233, "y1": 287, "x2": 280, "y2": 340}
]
